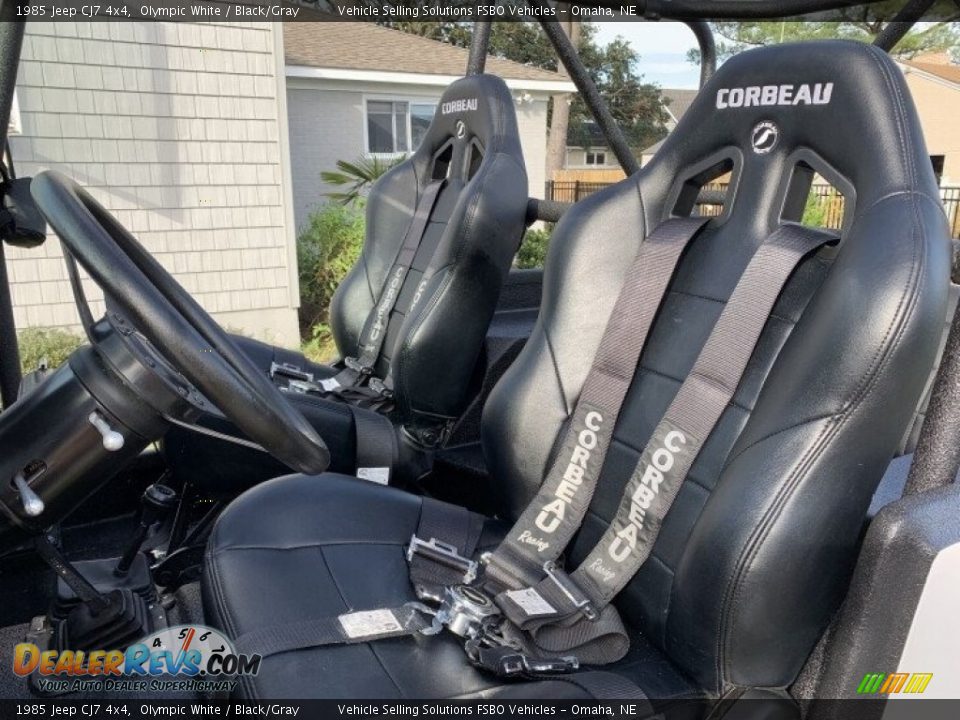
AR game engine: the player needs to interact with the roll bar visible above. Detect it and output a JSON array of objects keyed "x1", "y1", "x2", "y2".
[{"x1": 0, "y1": 5, "x2": 25, "y2": 409}]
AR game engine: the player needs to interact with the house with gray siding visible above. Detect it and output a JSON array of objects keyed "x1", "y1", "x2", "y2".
[
  {"x1": 7, "y1": 21, "x2": 301, "y2": 346},
  {"x1": 283, "y1": 23, "x2": 574, "y2": 230},
  {"x1": 6, "y1": 21, "x2": 572, "y2": 348}
]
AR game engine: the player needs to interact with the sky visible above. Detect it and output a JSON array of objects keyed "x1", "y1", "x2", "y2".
[{"x1": 593, "y1": 22, "x2": 705, "y2": 90}]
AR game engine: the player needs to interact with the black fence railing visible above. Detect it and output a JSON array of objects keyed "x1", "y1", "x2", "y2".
[
  {"x1": 545, "y1": 181, "x2": 614, "y2": 203},
  {"x1": 546, "y1": 181, "x2": 960, "y2": 238}
]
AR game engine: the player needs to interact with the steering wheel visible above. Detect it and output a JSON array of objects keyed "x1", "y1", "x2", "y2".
[{"x1": 30, "y1": 170, "x2": 331, "y2": 475}]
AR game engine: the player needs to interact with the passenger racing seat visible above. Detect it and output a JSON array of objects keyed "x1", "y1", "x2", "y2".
[
  {"x1": 202, "y1": 42, "x2": 949, "y2": 702},
  {"x1": 166, "y1": 74, "x2": 528, "y2": 488}
]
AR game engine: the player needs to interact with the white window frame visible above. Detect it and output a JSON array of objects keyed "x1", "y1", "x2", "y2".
[
  {"x1": 363, "y1": 95, "x2": 439, "y2": 158},
  {"x1": 585, "y1": 150, "x2": 606, "y2": 166}
]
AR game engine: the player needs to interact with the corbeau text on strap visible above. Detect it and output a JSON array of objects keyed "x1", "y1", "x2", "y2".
[
  {"x1": 322, "y1": 179, "x2": 446, "y2": 394},
  {"x1": 492, "y1": 223, "x2": 838, "y2": 664},
  {"x1": 483, "y1": 217, "x2": 710, "y2": 594},
  {"x1": 227, "y1": 220, "x2": 838, "y2": 680}
]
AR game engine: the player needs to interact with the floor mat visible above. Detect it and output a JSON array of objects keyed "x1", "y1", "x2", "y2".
[
  {"x1": 0, "y1": 623, "x2": 30, "y2": 699},
  {"x1": 0, "y1": 584, "x2": 205, "y2": 700},
  {"x1": 0, "y1": 561, "x2": 54, "y2": 628}
]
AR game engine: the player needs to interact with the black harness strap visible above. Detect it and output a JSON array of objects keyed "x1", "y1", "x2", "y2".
[
  {"x1": 483, "y1": 217, "x2": 710, "y2": 593},
  {"x1": 325, "y1": 179, "x2": 446, "y2": 392},
  {"x1": 234, "y1": 605, "x2": 432, "y2": 661},
  {"x1": 348, "y1": 404, "x2": 399, "y2": 485}
]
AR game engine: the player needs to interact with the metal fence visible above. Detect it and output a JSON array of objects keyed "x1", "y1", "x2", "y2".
[
  {"x1": 546, "y1": 181, "x2": 960, "y2": 238},
  {"x1": 545, "y1": 181, "x2": 615, "y2": 203}
]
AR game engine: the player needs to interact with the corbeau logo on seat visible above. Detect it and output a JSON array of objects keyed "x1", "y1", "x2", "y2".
[
  {"x1": 608, "y1": 428, "x2": 687, "y2": 563},
  {"x1": 716, "y1": 83, "x2": 833, "y2": 109},
  {"x1": 534, "y1": 410, "x2": 604, "y2": 536},
  {"x1": 367, "y1": 266, "x2": 405, "y2": 343},
  {"x1": 441, "y1": 98, "x2": 478, "y2": 115}
]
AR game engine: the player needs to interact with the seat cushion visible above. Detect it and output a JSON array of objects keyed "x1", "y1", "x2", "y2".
[{"x1": 202, "y1": 474, "x2": 695, "y2": 700}]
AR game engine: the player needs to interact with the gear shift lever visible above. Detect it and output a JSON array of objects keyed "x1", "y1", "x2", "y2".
[{"x1": 114, "y1": 483, "x2": 178, "y2": 577}]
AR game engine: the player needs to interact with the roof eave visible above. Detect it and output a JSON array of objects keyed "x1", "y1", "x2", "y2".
[
  {"x1": 897, "y1": 61, "x2": 960, "y2": 90},
  {"x1": 285, "y1": 64, "x2": 576, "y2": 94}
]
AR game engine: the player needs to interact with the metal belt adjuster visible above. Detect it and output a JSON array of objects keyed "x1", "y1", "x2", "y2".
[
  {"x1": 368, "y1": 376, "x2": 393, "y2": 398},
  {"x1": 543, "y1": 560, "x2": 599, "y2": 621},
  {"x1": 270, "y1": 361, "x2": 314, "y2": 383},
  {"x1": 344, "y1": 356, "x2": 373, "y2": 376},
  {"x1": 407, "y1": 535, "x2": 479, "y2": 584}
]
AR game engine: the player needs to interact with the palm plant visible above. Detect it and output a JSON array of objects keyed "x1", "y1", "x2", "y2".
[{"x1": 321, "y1": 156, "x2": 403, "y2": 205}]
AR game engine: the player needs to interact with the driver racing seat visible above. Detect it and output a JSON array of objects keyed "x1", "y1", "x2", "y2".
[
  {"x1": 202, "y1": 42, "x2": 950, "y2": 702},
  {"x1": 166, "y1": 74, "x2": 528, "y2": 488}
]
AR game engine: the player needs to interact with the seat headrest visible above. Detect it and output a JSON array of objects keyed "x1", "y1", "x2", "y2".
[
  {"x1": 648, "y1": 40, "x2": 938, "y2": 227},
  {"x1": 410, "y1": 74, "x2": 523, "y2": 183}
]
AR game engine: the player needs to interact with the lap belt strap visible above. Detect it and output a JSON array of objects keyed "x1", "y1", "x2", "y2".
[
  {"x1": 493, "y1": 223, "x2": 838, "y2": 664},
  {"x1": 483, "y1": 217, "x2": 710, "y2": 592},
  {"x1": 234, "y1": 605, "x2": 432, "y2": 660},
  {"x1": 349, "y1": 404, "x2": 398, "y2": 485},
  {"x1": 323, "y1": 179, "x2": 446, "y2": 393}
]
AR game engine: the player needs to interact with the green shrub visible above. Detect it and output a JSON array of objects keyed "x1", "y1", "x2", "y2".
[
  {"x1": 801, "y1": 190, "x2": 832, "y2": 229},
  {"x1": 17, "y1": 327, "x2": 86, "y2": 374},
  {"x1": 516, "y1": 226, "x2": 552, "y2": 269},
  {"x1": 321, "y1": 156, "x2": 403, "y2": 206},
  {"x1": 297, "y1": 202, "x2": 365, "y2": 359},
  {"x1": 301, "y1": 323, "x2": 338, "y2": 365}
]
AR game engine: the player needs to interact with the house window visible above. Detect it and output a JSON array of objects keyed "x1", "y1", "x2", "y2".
[
  {"x1": 366, "y1": 100, "x2": 437, "y2": 155},
  {"x1": 585, "y1": 151, "x2": 606, "y2": 166}
]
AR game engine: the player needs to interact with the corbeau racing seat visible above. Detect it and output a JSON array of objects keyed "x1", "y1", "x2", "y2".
[
  {"x1": 202, "y1": 42, "x2": 950, "y2": 703},
  {"x1": 166, "y1": 74, "x2": 528, "y2": 488}
]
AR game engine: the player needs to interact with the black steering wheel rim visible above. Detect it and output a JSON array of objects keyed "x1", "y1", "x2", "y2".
[{"x1": 30, "y1": 170, "x2": 331, "y2": 475}]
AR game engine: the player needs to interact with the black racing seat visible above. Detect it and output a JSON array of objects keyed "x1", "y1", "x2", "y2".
[
  {"x1": 165, "y1": 74, "x2": 528, "y2": 488},
  {"x1": 202, "y1": 42, "x2": 950, "y2": 703}
]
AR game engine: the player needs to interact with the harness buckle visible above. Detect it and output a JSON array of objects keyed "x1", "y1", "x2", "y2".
[
  {"x1": 433, "y1": 585, "x2": 501, "y2": 638},
  {"x1": 465, "y1": 630, "x2": 580, "y2": 678},
  {"x1": 406, "y1": 535, "x2": 479, "y2": 584},
  {"x1": 542, "y1": 561, "x2": 599, "y2": 621}
]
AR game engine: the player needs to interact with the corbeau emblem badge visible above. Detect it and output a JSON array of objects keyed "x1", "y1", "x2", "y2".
[{"x1": 751, "y1": 121, "x2": 779, "y2": 155}]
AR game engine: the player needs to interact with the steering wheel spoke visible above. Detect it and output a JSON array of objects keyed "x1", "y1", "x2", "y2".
[{"x1": 30, "y1": 171, "x2": 331, "y2": 475}]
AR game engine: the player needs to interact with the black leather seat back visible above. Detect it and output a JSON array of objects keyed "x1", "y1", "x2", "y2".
[
  {"x1": 482, "y1": 41, "x2": 950, "y2": 693},
  {"x1": 329, "y1": 74, "x2": 528, "y2": 435}
]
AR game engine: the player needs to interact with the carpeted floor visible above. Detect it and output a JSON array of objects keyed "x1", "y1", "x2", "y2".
[
  {"x1": 0, "y1": 623, "x2": 30, "y2": 699},
  {"x1": 0, "y1": 582, "x2": 205, "y2": 700}
]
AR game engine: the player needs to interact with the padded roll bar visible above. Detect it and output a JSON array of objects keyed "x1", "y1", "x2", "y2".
[
  {"x1": 527, "y1": 198, "x2": 570, "y2": 225},
  {"x1": 0, "y1": 11, "x2": 26, "y2": 410},
  {"x1": 873, "y1": 0, "x2": 938, "y2": 52},
  {"x1": 684, "y1": 21, "x2": 716, "y2": 87},
  {"x1": 467, "y1": 22, "x2": 491, "y2": 76}
]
